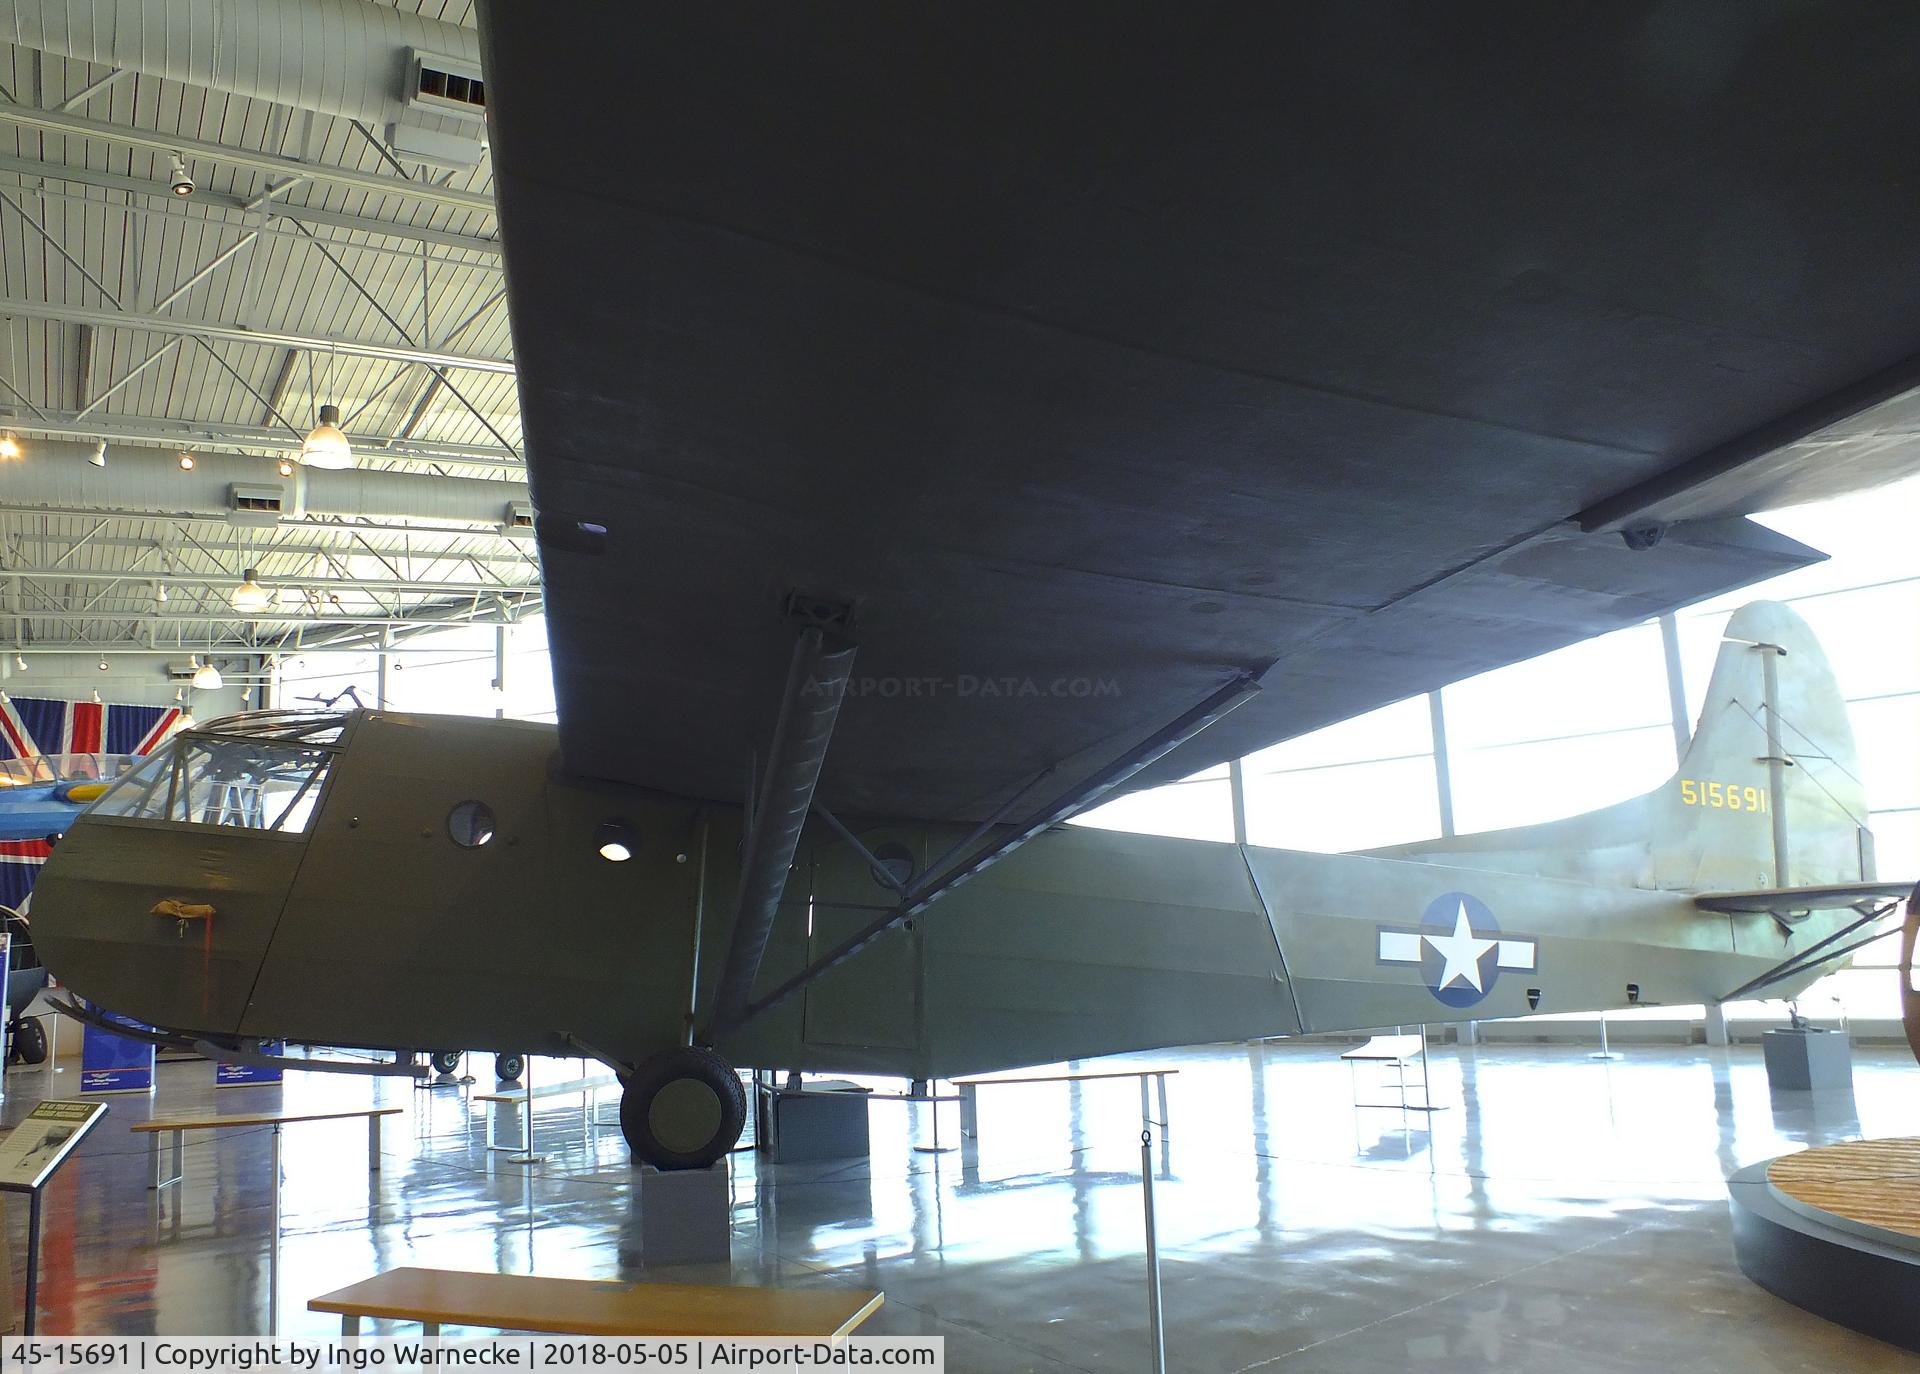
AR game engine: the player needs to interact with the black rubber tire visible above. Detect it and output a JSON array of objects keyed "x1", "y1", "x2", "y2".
[
  {"x1": 429, "y1": 1050, "x2": 462, "y2": 1076},
  {"x1": 12, "y1": 1016, "x2": 46, "y2": 1066},
  {"x1": 494, "y1": 1053, "x2": 526, "y2": 1083},
  {"x1": 619, "y1": 1046, "x2": 746, "y2": 1170}
]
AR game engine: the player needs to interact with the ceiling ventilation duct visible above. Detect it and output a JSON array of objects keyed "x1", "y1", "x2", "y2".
[
  {"x1": 0, "y1": 441, "x2": 528, "y2": 526},
  {"x1": 6, "y1": 0, "x2": 488, "y2": 167}
]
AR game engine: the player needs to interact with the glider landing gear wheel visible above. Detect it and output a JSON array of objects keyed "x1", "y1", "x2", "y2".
[
  {"x1": 9, "y1": 1017, "x2": 45, "y2": 1065},
  {"x1": 620, "y1": 1046, "x2": 746, "y2": 1170},
  {"x1": 429, "y1": 1050, "x2": 462, "y2": 1077},
  {"x1": 494, "y1": 1053, "x2": 525, "y2": 1083}
]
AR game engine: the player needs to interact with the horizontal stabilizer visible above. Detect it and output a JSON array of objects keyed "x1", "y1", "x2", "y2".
[{"x1": 1694, "y1": 881, "x2": 1915, "y2": 916}]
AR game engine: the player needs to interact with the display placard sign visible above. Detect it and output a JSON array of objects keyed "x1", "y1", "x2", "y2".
[
  {"x1": 80, "y1": 1004, "x2": 155, "y2": 1093},
  {"x1": 0, "y1": 1100, "x2": 105, "y2": 1190},
  {"x1": 215, "y1": 1043, "x2": 286, "y2": 1087}
]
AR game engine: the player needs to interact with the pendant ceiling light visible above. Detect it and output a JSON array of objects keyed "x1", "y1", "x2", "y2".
[
  {"x1": 301, "y1": 405, "x2": 353, "y2": 469},
  {"x1": 230, "y1": 568, "x2": 272, "y2": 613},
  {"x1": 192, "y1": 658, "x2": 224, "y2": 690}
]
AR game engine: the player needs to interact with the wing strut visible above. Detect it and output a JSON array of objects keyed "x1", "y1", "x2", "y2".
[
  {"x1": 1718, "y1": 896, "x2": 1903, "y2": 1003},
  {"x1": 702, "y1": 625, "x2": 857, "y2": 1039},
  {"x1": 711, "y1": 670, "x2": 1263, "y2": 1039}
]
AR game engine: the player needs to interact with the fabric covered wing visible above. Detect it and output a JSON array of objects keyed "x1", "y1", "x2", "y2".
[{"x1": 480, "y1": 3, "x2": 1920, "y2": 822}]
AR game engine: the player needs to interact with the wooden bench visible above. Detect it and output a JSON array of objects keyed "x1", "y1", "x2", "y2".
[
  {"x1": 951, "y1": 1068, "x2": 1177, "y2": 1141},
  {"x1": 133, "y1": 1105, "x2": 403, "y2": 1190},
  {"x1": 309, "y1": 1266, "x2": 884, "y2": 1339}
]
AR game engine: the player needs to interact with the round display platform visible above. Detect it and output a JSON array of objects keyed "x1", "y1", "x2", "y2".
[
  {"x1": 1730, "y1": 1139, "x2": 1920, "y2": 1352},
  {"x1": 1768, "y1": 1138, "x2": 1920, "y2": 1252}
]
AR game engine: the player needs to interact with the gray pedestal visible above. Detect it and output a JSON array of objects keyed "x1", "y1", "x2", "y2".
[
  {"x1": 763, "y1": 1080, "x2": 872, "y2": 1163},
  {"x1": 1762, "y1": 1027, "x2": 1853, "y2": 1091},
  {"x1": 632, "y1": 1160, "x2": 730, "y2": 1265}
]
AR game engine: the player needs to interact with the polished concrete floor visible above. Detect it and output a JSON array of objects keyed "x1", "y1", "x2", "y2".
[{"x1": 1, "y1": 1038, "x2": 1916, "y2": 1371}]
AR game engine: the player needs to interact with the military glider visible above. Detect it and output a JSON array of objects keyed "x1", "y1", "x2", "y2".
[{"x1": 28, "y1": 4, "x2": 1920, "y2": 1167}]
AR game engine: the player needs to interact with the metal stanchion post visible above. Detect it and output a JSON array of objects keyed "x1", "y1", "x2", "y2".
[
  {"x1": 507, "y1": 1054, "x2": 539, "y2": 1165},
  {"x1": 1591, "y1": 1014, "x2": 1621, "y2": 1061},
  {"x1": 23, "y1": 1188, "x2": 41, "y2": 1336},
  {"x1": 911, "y1": 1082, "x2": 956, "y2": 1155},
  {"x1": 1140, "y1": 1127, "x2": 1165, "y2": 1374},
  {"x1": 269, "y1": 1124, "x2": 283, "y2": 1338}
]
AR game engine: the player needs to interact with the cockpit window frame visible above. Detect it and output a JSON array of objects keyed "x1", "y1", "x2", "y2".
[{"x1": 78, "y1": 709, "x2": 363, "y2": 840}]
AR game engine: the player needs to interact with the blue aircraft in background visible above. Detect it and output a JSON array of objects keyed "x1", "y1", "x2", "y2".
[
  {"x1": 0, "y1": 754, "x2": 128, "y2": 842},
  {"x1": 0, "y1": 754, "x2": 123, "y2": 1064}
]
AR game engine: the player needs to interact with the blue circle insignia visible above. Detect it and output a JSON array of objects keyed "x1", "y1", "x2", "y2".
[{"x1": 1418, "y1": 891, "x2": 1502, "y2": 1009}]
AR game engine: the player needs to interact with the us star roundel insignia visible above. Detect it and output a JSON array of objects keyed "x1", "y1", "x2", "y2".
[{"x1": 1376, "y1": 891, "x2": 1537, "y2": 1009}]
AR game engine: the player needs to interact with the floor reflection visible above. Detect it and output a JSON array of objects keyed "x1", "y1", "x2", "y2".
[{"x1": 2, "y1": 1039, "x2": 1917, "y2": 1370}]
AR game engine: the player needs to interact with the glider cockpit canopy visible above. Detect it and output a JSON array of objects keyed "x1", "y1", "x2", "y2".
[{"x1": 85, "y1": 711, "x2": 350, "y2": 835}]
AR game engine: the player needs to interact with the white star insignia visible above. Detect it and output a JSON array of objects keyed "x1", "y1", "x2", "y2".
[{"x1": 1423, "y1": 900, "x2": 1498, "y2": 992}]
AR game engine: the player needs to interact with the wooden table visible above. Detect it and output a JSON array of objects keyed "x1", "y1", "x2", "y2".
[
  {"x1": 132, "y1": 1106, "x2": 403, "y2": 1190},
  {"x1": 134, "y1": 1104, "x2": 405, "y2": 1337},
  {"x1": 473, "y1": 1073, "x2": 620, "y2": 1161},
  {"x1": 310, "y1": 1267, "x2": 884, "y2": 1339},
  {"x1": 1340, "y1": 1032, "x2": 1437, "y2": 1112}
]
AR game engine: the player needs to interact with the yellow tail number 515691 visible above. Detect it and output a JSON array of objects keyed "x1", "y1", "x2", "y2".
[{"x1": 1679, "y1": 779, "x2": 1767, "y2": 811}]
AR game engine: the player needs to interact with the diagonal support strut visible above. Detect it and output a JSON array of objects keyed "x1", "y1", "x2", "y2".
[
  {"x1": 701, "y1": 627, "x2": 858, "y2": 1040},
  {"x1": 716, "y1": 670, "x2": 1264, "y2": 1039}
]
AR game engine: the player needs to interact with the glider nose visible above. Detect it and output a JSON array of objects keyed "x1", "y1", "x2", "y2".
[
  {"x1": 31, "y1": 811, "x2": 307, "y2": 1037},
  {"x1": 27, "y1": 718, "x2": 339, "y2": 1036}
]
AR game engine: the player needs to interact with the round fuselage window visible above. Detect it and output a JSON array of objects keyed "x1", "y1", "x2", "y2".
[{"x1": 448, "y1": 800, "x2": 496, "y2": 847}]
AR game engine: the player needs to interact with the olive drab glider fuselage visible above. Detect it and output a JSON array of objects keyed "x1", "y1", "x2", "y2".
[{"x1": 29, "y1": 602, "x2": 1894, "y2": 1090}]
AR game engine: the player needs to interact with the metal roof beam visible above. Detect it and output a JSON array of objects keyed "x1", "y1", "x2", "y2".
[
  {"x1": 0, "y1": 299, "x2": 515, "y2": 375},
  {"x1": 0, "y1": 155, "x2": 502, "y2": 258},
  {"x1": 3, "y1": 570, "x2": 536, "y2": 596},
  {"x1": 7, "y1": 635, "x2": 530, "y2": 657},
  {"x1": 0, "y1": 103, "x2": 498, "y2": 216},
  {"x1": 0, "y1": 410, "x2": 522, "y2": 470},
  {"x1": 0, "y1": 503, "x2": 536, "y2": 543},
  {"x1": 16, "y1": 609, "x2": 530, "y2": 629},
  {"x1": 0, "y1": 530, "x2": 536, "y2": 571}
]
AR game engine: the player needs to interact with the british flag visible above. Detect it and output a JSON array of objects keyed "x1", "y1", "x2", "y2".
[{"x1": 0, "y1": 694, "x2": 180, "y2": 911}]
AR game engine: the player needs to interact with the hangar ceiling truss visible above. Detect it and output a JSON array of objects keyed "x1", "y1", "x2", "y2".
[{"x1": 0, "y1": 2, "x2": 534, "y2": 672}]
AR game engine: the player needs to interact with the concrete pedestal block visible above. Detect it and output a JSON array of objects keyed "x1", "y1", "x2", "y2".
[
  {"x1": 763, "y1": 1080, "x2": 872, "y2": 1163},
  {"x1": 1704, "y1": 1003, "x2": 1730, "y2": 1048},
  {"x1": 1762, "y1": 1027, "x2": 1853, "y2": 1091},
  {"x1": 765, "y1": 1081, "x2": 872, "y2": 1163},
  {"x1": 633, "y1": 1160, "x2": 730, "y2": 1265}
]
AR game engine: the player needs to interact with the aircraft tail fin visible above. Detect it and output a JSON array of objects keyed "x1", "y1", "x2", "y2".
[
  {"x1": 1370, "y1": 601, "x2": 1875, "y2": 892},
  {"x1": 1654, "y1": 601, "x2": 1872, "y2": 893}
]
